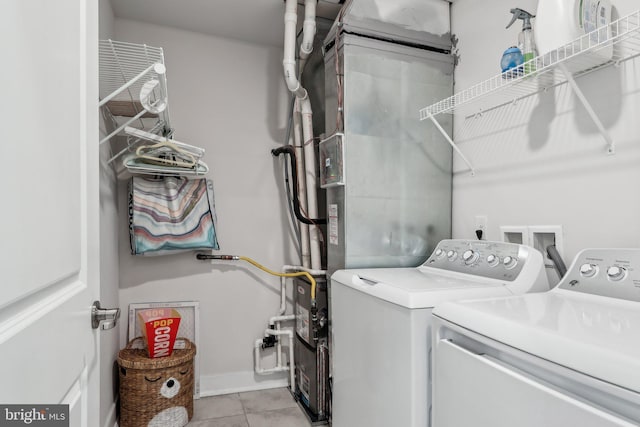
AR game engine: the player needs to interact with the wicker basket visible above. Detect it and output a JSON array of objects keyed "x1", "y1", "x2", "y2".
[{"x1": 118, "y1": 337, "x2": 196, "y2": 427}]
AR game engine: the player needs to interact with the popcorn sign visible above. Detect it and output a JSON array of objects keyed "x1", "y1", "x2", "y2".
[{"x1": 138, "y1": 308, "x2": 181, "y2": 358}]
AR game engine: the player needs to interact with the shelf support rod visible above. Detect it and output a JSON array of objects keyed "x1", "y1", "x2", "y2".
[
  {"x1": 559, "y1": 63, "x2": 615, "y2": 154},
  {"x1": 99, "y1": 63, "x2": 160, "y2": 107},
  {"x1": 427, "y1": 114, "x2": 476, "y2": 176},
  {"x1": 99, "y1": 109, "x2": 150, "y2": 145}
]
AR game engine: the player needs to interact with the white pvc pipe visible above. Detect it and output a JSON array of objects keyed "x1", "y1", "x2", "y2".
[
  {"x1": 293, "y1": 100, "x2": 311, "y2": 269},
  {"x1": 299, "y1": 0, "x2": 318, "y2": 72},
  {"x1": 253, "y1": 261, "x2": 328, "y2": 385},
  {"x1": 279, "y1": 265, "x2": 326, "y2": 314},
  {"x1": 272, "y1": 316, "x2": 294, "y2": 369},
  {"x1": 300, "y1": 0, "x2": 317, "y2": 57},
  {"x1": 300, "y1": 98, "x2": 322, "y2": 270},
  {"x1": 283, "y1": 265, "x2": 327, "y2": 276},
  {"x1": 279, "y1": 277, "x2": 288, "y2": 315},
  {"x1": 283, "y1": 0, "x2": 320, "y2": 270},
  {"x1": 278, "y1": 266, "x2": 326, "y2": 315},
  {"x1": 276, "y1": 322, "x2": 282, "y2": 369},
  {"x1": 254, "y1": 329, "x2": 295, "y2": 389},
  {"x1": 283, "y1": 0, "x2": 306, "y2": 98},
  {"x1": 269, "y1": 315, "x2": 296, "y2": 326},
  {"x1": 254, "y1": 338, "x2": 289, "y2": 375}
]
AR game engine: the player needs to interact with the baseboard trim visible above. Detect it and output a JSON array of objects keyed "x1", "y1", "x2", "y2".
[{"x1": 199, "y1": 371, "x2": 290, "y2": 397}]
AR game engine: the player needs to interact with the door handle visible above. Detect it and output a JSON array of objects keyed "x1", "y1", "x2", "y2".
[{"x1": 91, "y1": 301, "x2": 121, "y2": 330}]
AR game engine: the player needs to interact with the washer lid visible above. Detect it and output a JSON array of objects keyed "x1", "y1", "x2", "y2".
[
  {"x1": 433, "y1": 290, "x2": 640, "y2": 392},
  {"x1": 331, "y1": 267, "x2": 510, "y2": 309}
]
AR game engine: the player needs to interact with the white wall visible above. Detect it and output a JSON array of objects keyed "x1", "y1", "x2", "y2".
[
  {"x1": 113, "y1": 19, "x2": 297, "y2": 395},
  {"x1": 450, "y1": 0, "x2": 640, "y2": 283}
]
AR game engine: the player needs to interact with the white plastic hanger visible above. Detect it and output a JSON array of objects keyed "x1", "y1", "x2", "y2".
[
  {"x1": 122, "y1": 155, "x2": 209, "y2": 177},
  {"x1": 119, "y1": 126, "x2": 209, "y2": 177},
  {"x1": 135, "y1": 139, "x2": 196, "y2": 168},
  {"x1": 124, "y1": 127, "x2": 205, "y2": 159}
]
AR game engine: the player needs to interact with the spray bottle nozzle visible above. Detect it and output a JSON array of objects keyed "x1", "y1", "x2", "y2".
[{"x1": 506, "y1": 8, "x2": 535, "y2": 30}]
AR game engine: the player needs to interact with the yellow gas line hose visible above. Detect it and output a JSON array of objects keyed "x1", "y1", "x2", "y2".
[{"x1": 196, "y1": 253, "x2": 317, "y2": 304}]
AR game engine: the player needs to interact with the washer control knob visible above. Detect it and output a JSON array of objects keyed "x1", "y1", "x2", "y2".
[
  {"x1": 434, "y1": 248, "x2": 444, "y2": 258},
  {"x1": 462, "y1": 250, "x2": 479, "y2": 265},
  {"x1": 446, "y1": 250, "x2": 458, "y2": 261},
  {"x1": 606, "y1": 266, "x2": 627, "y2": 282},
  {"x1": 503, "y1": 255, "x2": 518, "y2": 269},
  {"x1": 579, "y1": 263, "x2": 598, "y2": 278},
  {"x1": 486, "y1": 254, "x2": 499, "y2": 267}
]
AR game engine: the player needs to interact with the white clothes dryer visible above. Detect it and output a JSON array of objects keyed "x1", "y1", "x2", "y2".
[
  {"x1": 330, "y1": 239, "x2": 549, "y2": 427},
  {"x1": 432, "y1": 248, "x2": 640, "y2": 427}
]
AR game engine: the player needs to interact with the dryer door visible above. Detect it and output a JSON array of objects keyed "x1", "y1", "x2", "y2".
[{"x1": 433, "y1": 339, "x2": 638, "y2": 427}]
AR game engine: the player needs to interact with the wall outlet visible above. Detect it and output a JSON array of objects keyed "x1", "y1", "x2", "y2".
[
  {"x1": 529, "y1": 225, "x2": 564, "y2": 267},
  {"x1": 474, "y1": 215, "x2": 487, "y2": 239},
  {"x1": 500, "y1": 226, "x2": 529, "y2": 245}
]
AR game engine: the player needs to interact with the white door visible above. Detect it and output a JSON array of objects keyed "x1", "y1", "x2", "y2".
[{"x1": 0, "y1": 0, "x2": 102, "y2": 425}]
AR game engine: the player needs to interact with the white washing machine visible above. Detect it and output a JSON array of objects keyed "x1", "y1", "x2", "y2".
[
  {"x1": 432, "y1": 248, "x2": 640, "y2": 427},
  {"x1": 330, "y1": 239, "x2": 549, "y2": 427}
]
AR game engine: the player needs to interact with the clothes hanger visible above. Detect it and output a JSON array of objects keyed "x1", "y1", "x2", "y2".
[
  {"x1": 135, "y1": 139, "x2": 197, "y2": 168},
  {"x1": 124, "y1": 126, "x2": 205, "y2": 159},
  {"x1": 123, "y1": 155, "x2": 209, "y2": 177},
  {"x1": 121, "y1": 126, "x2": 209, "y2": 176}
]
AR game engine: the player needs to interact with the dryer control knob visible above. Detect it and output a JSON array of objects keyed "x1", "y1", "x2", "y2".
[
  {"x1": 446, "y1": 250, "x2": 458, "y2": 261},
  {"x1": 486, "y1": 254, "x2": 499, "y2": 267},
  {"x1": 462, "y1": 250, "x2": 479, "y2": 265},
  {"x1": 503, "y1": 255, "x2": 518, "y2": 269},
  {"x1": 606, "y1": 266, "x2": 627, "y2": 282},
  {"x1": 434, "y1": 248, "x2": 445, "y2": 258},
  {"x1": 579, "y1": 263, "x2": 598, "y2": 278}
]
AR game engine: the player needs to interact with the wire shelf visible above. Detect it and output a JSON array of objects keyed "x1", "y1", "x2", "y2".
[
  {"x1": 419, "y1": 10, "x2": 640, "y2": 119},
  {"x1": 99, "y1": 40, "x2": 172, "y2": 144}
]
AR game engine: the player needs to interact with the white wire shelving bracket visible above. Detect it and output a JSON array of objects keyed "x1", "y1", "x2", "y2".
[
  {"x1": 99, "y1": 40, "x2": 172, "y2": 147},
  {"x1": 419, "y1": 10, "x2": 640, "y2": 175}
]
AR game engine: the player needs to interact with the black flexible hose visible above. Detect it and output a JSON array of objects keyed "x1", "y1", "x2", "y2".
[
  {"x1": 272, "y1": 146, "x2": 327, "y2": 225},
  {"x1": 546, "y1": 245, "x2": 568, "y2": 278}
]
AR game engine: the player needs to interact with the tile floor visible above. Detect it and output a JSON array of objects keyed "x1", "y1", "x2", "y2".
[{"x1": 188, "y1": 388, "x2": 317, "y2": 427}]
